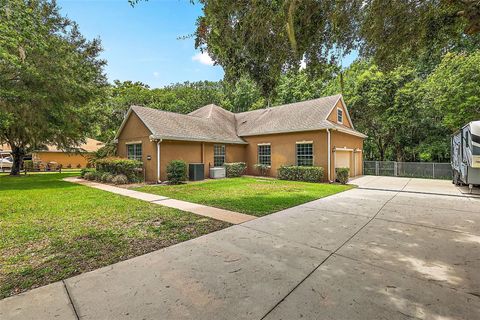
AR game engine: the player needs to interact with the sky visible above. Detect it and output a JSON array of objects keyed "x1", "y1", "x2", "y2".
[{"x1": 58, "y1": 0, "x2": 357, "y2": 88}]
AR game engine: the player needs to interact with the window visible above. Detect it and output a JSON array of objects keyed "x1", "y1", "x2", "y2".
[
  {"x1": 337, "y1": 108, "x2": 343, "y2": 124},
  {"x1": 296, "y1": 143, "x2": 313, "y2": 166},
  {"x1": 127, "y1": 143, "x2": 142, "y2": 161},
  {"x1": 214, "y1": 144, "x2": 225, "y2": 167},
  {"x1": 471, "y1": 132, "x2": 480, "y2": 155},
  {"x1": 258, "y1": 144, "x2": 271, "y2": 166}
]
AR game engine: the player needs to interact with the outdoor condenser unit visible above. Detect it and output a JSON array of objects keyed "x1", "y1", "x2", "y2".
[
  {"x1": 189, "y1": 163, "x2": 205, "y2": 181},
  {"x1": 209, "y1": 167, "x2": 226, "y2": 179}
]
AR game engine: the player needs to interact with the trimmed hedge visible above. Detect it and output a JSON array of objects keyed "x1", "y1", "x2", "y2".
[
  {"x1": 167, "y1": 160, "x2": 187, "y2": 184},
  {"x1": 112, "y1": 174, "x2": 128, "y2": 185},
  {"x1": 224, "y1": 162, "x2": 247, "y2": 177},
  {"x1": 83, "y1": 171, "x2": 98, "y2": 181},
  {"x1": 95, "y1": 158, "x2": 143, "y2": 182},
  {"x1": 83, "y1": 169, "x2": 128, "y2": 185},
  {"x1": 80, "y1": 168, "x2": 95, "y2": 178},
  {"x1": 278, "y1": 165, "x2": 324, "y2": 183},
  {"x1": 335, "y1": 167, "x2": 349, "y2": 184},
  {"x1": 254, "y1": 163, "x2": 270, "y2": 176}
]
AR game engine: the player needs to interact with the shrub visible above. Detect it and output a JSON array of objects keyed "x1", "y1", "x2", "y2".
[
  {"x1": 254, "y1": 163, "x2": 270, "y2": 176},
  {"x1": 335, "y1": 167, "x2": 349, "y2": 184},
  {"x1": 23, "y1": 160, "x2": 33, "y2": 172},
  {"x1": 224, "y1": 162, "x2": 247, "y2": 177},
  {"x1": 112, "y1": 174, "x2": 128, "y2": 185},
  {"x1": 83, "y1": 171, "x2": 96, "y2": 181},
  {"x1": 278, "y1": 166, "x2": 324, "y2": 183},
  {"x1": 100, "y1": 172, "x2": 114, "y2": 183},
  {"x1": 167, "y1": 160, "x2": 187, "y2": 184},
  {"x1": 80, "y1": 168, "x2": 95, "y2": 178},
  {"x1": 95, "y1": 157, "x2": 143, "y2": 182}
]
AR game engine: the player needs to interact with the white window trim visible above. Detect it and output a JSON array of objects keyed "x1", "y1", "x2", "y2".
[
  {"x1": 257, "y1": 143, "x2": 272, "y2": 167},
  {"x1": 213, "y1": 144, "x2": 226, "y2": 167},
  {"x1": 127, "y1": 143, "x2": 142, "y2": 161},
  {"x1": 295, "y1": 142, "x2": 314, "y2": 166}
]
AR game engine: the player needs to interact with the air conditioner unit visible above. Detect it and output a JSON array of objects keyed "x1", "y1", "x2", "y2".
[
  {"x1": 189, "y1": 163, "x2": 205, "y2": 181},
  {"x1": 209, "y1": 167, "x2": 226, "y2": 179}
]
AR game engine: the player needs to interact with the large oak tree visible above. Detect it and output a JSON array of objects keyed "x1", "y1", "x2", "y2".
[
  {"x1": 0, "y1": 0, "x2": 106, "y2": 175},
  {"x1": 192, "y1": 0, "x2": 480, "y2": 98}
]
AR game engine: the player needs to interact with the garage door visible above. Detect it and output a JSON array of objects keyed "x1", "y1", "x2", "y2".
[{"x1": 336, "y1": 151, "x2": 351, "y2": 169}]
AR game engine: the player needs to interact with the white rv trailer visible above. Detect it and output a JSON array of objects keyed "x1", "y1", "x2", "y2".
[{"x1": 451, "y1": 121, "x2": 480, "y2": 187}]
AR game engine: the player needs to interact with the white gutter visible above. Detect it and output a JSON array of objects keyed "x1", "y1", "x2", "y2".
[
  {"x1": 156, "y1": 139, "x2": 162, "y2": 183},
  {"x1": 327, "y1": 128, "x2": 331, "y2": 182}
]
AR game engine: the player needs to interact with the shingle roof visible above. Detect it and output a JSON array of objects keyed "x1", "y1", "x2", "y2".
[
  {"x1": 131, "y1": 105, "x2": 246, "y2": 144},
  {"x1": 124, "y1": 94, "x2": 366, "y2": 143},
  {"x1": 235, "y1": 94, "x2": 345, "y2": 136}
]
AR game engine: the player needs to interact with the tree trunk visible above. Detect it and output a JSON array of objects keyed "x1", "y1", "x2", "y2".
[{"x1": 10, "y1": 146, "x2": 26, "y2": 176}]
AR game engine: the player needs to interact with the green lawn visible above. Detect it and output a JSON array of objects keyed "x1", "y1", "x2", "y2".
[
  {"x1": 137, "y1": 177, "x2": 353, "y2": 216},
  {"x1": 0, "y1": 172, "x2": 229, "y2": 299}
]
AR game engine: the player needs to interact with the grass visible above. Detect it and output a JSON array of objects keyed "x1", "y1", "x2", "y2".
[
  {"x1": 137, "y1": 177, "x2": 353, "y2": 217},
  {"x1": 0, "y1": 172, "x2": 229, "y2": 299}
]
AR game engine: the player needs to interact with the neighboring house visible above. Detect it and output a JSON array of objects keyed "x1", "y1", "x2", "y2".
[
  {"x1": 32, "y1": 138, "x2": 105, "y2": 168},
  {"x1": 0, "y1": 138, "x2": 105, "y2": 169},
  {"x1": 115, "y1": 94, "x2": 366, "y2": 183}
]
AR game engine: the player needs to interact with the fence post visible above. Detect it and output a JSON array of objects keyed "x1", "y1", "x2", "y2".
[
  {"x1": 432, "y1": 163, "x2": 435, "y2": 179},
  {"x1": 375, "y1": 161, "x2": 379, "y2": 176},
  {"x1": 394, "y1": 162, "x2": 397, "y2": 176}
]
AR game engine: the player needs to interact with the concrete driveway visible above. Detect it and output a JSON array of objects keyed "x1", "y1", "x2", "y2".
[
  {"x1": 2, "y1": 178, "x2": 480, "y2": 319},
  {"x1": 351, "y1": 175, "x2": 466, "y2": 195}
]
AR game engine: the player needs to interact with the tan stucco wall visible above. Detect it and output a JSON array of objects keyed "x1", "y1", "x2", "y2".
[
  {"x1": 327, "y1": 99, "x2": 353, "y2": 129},
  {"x1": 117, "y1": 112, "x2": 157, "y2": 182},
  {"x1": 33, "y1": 152, "x2": 90, "y2": 168},
  {"x1": 160, "y1": 140, "x2": 202, "y2": 181},
  {"x1": 116, "y1": 110, "x2": 364, "y2": 182},
  {"x1": 330, "y1": 130, "x2": 364, "y2": 180},
  {"x1": 159, "y1": 141, "x2": 246, "y2": 181},
  {"x1": 243, "y1": 131, "x2": 328, "y2": 178}
]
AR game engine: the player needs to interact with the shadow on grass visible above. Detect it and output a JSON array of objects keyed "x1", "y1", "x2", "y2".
[{"x1": 0, "y1": 173, "x2": 79, "y2": 191}]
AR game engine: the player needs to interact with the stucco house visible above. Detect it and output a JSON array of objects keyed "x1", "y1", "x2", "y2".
[
  {"x1": 32, "y1": 138, "x2": 105, "y2": 168},
  {"x1": 114, "y1": 94, "x2": 366, "y2": 183},
  {"x1": 0, "y1": 138, "x2": 105, "y2": 169}
]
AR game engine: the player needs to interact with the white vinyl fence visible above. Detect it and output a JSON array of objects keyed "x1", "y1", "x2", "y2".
[{"x1": 363, "y1": 161, "x2": 452, "y2": 180}]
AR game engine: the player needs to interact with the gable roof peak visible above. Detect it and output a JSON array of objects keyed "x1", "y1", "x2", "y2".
[{"x1": 188, "y1": 103, "x2": 233, "y2": 119}]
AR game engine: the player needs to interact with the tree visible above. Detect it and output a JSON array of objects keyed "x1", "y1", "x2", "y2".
[
  {"x1": 423, "y1": 51, "x2": 480, "y2": 131},
  {"x1": 275, "y1": 67, "x2": 338, "y2": 105},
  {"x1": 93, "y1": 81, "x2": 152, "y2": 143},
  {"x1": 194, "y1": 1, "x2": 359, "y2": 103},
  {"x1": 221, "y1": 76, "x2": 265, "y2": 112},
  {"x1": 191, "y1": 0, "x2": 480, "y2": 98},
  {"x1": 0, "y1": 0, "x2": 106, "y2": 175}
]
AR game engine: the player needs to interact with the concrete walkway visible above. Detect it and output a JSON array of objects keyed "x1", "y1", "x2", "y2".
[
  {"x1": 63, "y1": 177, "x2": 256, "y2": 224},
  {"x1": 2, "y1": 181, "x2": 480, "y2": 319}
]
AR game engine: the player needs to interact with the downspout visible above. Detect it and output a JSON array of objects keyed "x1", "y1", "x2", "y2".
[
  {"x1": 156, "y1": 139, "x2": 162, "y2": 183},
  {"x1": 327, "y1": 129, "x2": 331, "y2": 182}
]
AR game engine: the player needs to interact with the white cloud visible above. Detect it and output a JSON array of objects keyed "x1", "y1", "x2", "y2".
[
  {"x1": 192, "y1": 52, "x2": 215, "y2": 66},
  {"x1": 153, "y1": 71, "x2": 160, "y2": 78}
]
